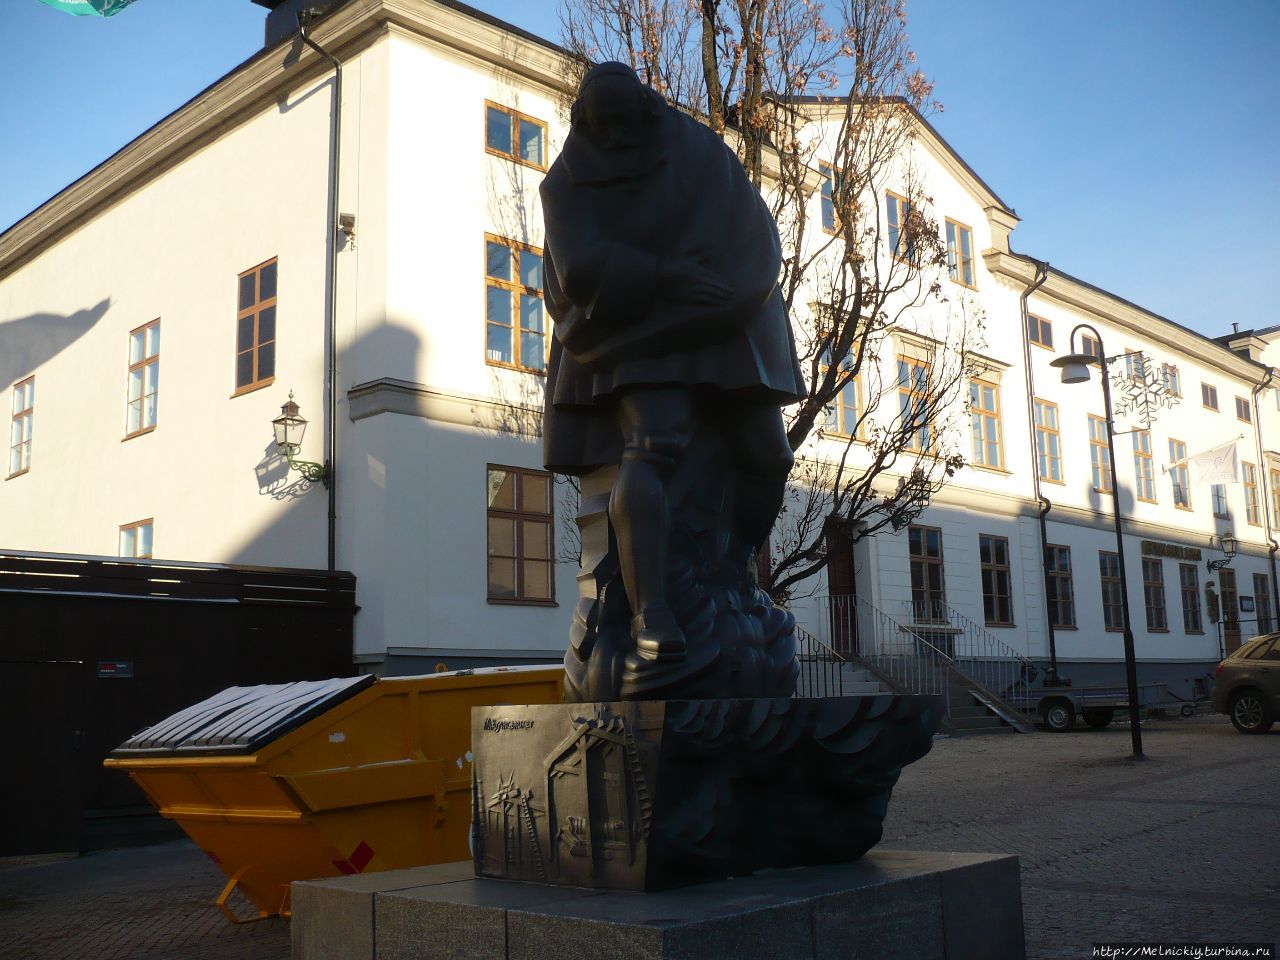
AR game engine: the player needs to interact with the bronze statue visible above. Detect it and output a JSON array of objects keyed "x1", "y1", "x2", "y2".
[
  {"x1": 541, "y1": 62, "x2": 806, "y2": 701},
  {"x1": 471, "y1": 71, "x2": 944, "y2": 888}
]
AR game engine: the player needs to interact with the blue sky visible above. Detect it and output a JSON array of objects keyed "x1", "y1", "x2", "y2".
[{"x1": 1, "y1": 0, "x2": 1276, "y2": 337}]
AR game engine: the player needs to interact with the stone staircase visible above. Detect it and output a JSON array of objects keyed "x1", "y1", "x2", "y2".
[
  {"x1": 944, "y1": 669, "x2": 1016, "y2": 736},
  {"x1": 790, "y1": 602, "x2": 1033, "y2": 736},
  {"x1": 793, "y1": 625, "x2": 890, "y2": 698}
]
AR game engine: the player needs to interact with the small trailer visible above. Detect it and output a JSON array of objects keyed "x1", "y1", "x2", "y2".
[{"x1": 1011, "y1": 682, "x2": 1180, "y2": 732}]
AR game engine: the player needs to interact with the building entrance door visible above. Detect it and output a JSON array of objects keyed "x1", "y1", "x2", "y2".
[
  {"x1": 1219, "y1": 568, "x2": 1241, "y2": 654},
  {"x1": 826, "y1": 529, "x2": 858, "y2": 655}
]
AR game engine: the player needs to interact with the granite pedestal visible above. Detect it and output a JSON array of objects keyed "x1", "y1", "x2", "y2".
[{"x1": 291, "y1": 850, "x2": 1025, "y2": 960}]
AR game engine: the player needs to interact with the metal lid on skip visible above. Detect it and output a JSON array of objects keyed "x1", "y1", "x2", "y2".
[{"x1": 111, "y1": 675, "x2": 375, "y2": 756}]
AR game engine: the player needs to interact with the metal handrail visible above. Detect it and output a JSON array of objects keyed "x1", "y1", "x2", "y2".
[
  {"x1": 793, "y1": 622, "x2": 849, "y2": 698},
  {"x1": 789, "y1": 594, "x2": 952, "y2": 708},
  {"x1": 934, "y1": 601, "x2": 1037, "y2": 707}
]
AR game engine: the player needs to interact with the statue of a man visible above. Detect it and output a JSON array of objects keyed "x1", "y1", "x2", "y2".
[{"x1": 541, "y1": 62, "x2": 805, "y2": 699}]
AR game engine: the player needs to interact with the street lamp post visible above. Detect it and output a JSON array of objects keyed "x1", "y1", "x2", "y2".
[{"x1": 1051, "y1": 325, "x2": 1144, "y2": 759}]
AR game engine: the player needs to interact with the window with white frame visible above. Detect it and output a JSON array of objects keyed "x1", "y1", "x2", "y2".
[
  {"x1": 127, "y1": 320, "x2": 160, "y2": 437},
  {"x1": 9, "y1": 376, "x2": 33, "y2": 478},
  {"x1": 1169, "y1": 439, "x2": 1191, "y2": 509},
  {"x1": 1034, "y1": 399, "x2": 1062, "y2": 482},
  {"x1": 945, "y1": 219, "x2": 975, "y2": 287},
  {"x1": 819, "y1": 162, "x2": 839, "y2": 233},
  {"x1": 886, "y1": 192, "x2": 913, "y2": 261}
]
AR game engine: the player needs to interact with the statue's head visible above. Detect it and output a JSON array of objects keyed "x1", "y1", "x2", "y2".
[{"x1": 572, "y1": 61, "x2": 664, "y2": 150}]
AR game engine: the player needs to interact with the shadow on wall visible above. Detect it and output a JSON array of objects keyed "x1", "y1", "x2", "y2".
[
  {"x1": 0, "y1": 299, "x2": 110, "y2": 389},
  {"x1": 255, "y1": 440, "x2": 313, "y2": 501},
  {"x1": 222, "y1": 317, "x2": 428, "y2": 569}
]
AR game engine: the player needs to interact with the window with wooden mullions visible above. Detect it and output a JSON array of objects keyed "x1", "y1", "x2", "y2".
[
  {"x1": 1180, "y1": 564, "x2": 1203, "y2": 634},
  {"x1": 1142, "y1": 557, "x2": 1168, "y2": 632},
  {"x1": 1235, "y1": 396, "x2": 1252, "y2": 423},
  {"x1": 1099, "y1": 551, "x2": 1124, "y2": 632},
  {"x1": 9, "y1": 376, "x2": 34, "y2": 478},
  {"x1": 119, "y1": 519, "x2": 154, "y2": 559},
  {"x1": 1271, "y1": 468, "x2": 1280, "y2": 526},
  {"x1": 1243, "y1": 462, "x2": 1262, "y2": 526},
  {"x1": 1255, "y1": 573, "x2": 1274, "y2": 635},
  {"x1": 487, "y1": 465, "x2": 554, "y2": 603},
  {"x1": 908, "y1": 525, "x2": 945, "y2": 623},
  {"x1": 1033, "y1": 399, "x2": 1062, "y2": 483},
  {"x1": 1132, "y1": 429, "x2": 1156, "y2": 503},
  {"x1": 945, "y1": 219, "x2": 975, "y2": 288},
  {"x1": 485, "y1": 237, "x2": 546, "y2": 373},
  {"x1": 897, "y1": 356, "x2": 932, "y2": 453},
  {"x1": 1046, "y1": 544, "x2": 1076, "y2": 628},
  {"x1": 819, "y1": 329, "x2": 860, "y2": 438},
  {"x1": 1169, "y1": 439, "x2": 1191, "y2": 509},
  {"x1": 485, "y1": 102, "x2": 547, "y2": 170},
  {"x1": 1211, "y1": 483, "x2": 1229, "y2": 519},
  {"x1": 819, "y1": 162, "x2": 840, "y2": 233},
  {"x1": 979, "y1": 534, "x2": 1013, "y2": 626},
  {"x1": 1201, "y1": 382, "x2": 1219, "y2": 411},
  {"x1": 235, "y1": 259, "x2": 277, "y2": 393},
  {"x1": 1027, "y1": 315, "x2": 1052, "y2": 350},
  {"x1": 969, "y1": 378, "x2": 1003, "y2": 469},
  {"x1": 822, "y1": 375, "x2": 861, "y2": 438},
  {"x1": 1088, "y1": 415, "x2": 1113, "y2": 494},
  {"x1": 886, "y1": 192, "x2": 914, "y2": 262},
  {"x1": 127, "y1": 320, "x2": 160, "y2": 437}
]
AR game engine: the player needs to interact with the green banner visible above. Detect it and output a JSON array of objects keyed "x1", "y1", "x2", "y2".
[{"x1": 35, "y1": 0, "x2": 141, "y2": 15}]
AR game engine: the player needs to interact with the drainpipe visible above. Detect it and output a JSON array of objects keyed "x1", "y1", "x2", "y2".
[
  {"x1": 298, "y1": 10, "x2": 341, "y2": 572},
  {"x1": 1018, "y1": 258, "x2": 1063, "y2": 684},
  {"x1": 1251, "y1": 367, "x2": 1279, "y2": 621}
]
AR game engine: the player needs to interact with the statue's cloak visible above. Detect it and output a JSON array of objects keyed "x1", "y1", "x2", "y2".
[{"x1": 540, "y1": 105, "x2": 805, "y2": 476}]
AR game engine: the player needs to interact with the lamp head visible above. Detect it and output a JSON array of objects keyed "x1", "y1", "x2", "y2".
[
  {"x1": 272, "y1": 392, "x2": 308, "y2": 456},
  {"x1": 1050, "y1": 352, "x2": 1098, "y2": 385}
]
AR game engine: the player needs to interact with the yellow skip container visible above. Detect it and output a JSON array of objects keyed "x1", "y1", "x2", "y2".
[{"x1": 104, "y1": 665, "x2": 563, "y2": 922}]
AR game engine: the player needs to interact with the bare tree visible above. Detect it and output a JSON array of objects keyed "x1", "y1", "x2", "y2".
[{"x1": 559, "y1": 0, "x2": 984, "y2": 598}]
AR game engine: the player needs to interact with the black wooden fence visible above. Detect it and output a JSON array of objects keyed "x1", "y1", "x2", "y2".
[{"x1": 0, "y1": 550, "x2": 357, "y2": 856}]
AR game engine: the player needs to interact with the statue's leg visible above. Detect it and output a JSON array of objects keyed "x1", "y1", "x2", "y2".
[{"x1": 612, "y1": 386, "x2": 692, "y2": 662}]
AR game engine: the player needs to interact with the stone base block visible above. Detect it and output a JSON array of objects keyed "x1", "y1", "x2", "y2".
[{"x1": 291, "y1": 850, "x2": 1025, "y2": 960}]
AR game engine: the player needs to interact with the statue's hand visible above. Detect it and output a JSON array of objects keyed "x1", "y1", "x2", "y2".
[{"x1": 661, "y1": 259, "x2": 733, "y2": 308}]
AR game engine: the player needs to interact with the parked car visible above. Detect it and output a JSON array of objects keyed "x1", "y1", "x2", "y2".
[{"x1": 1211, "y1": 634, "x2": 1280, "y2": 734}]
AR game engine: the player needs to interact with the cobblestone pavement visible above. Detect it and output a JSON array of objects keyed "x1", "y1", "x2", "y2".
[
  {"x1": 0, "y1": 842, "x2": 289, "y2": 960},
  {"x1": 882, "y1": 715, "x2": 1280, "y2": 958},
  {"x1": 1, "y1": 715, "x2": 1275, "y2": 959}
]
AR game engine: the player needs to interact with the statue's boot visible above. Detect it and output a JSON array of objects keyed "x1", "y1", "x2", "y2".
[
  {"x1": 630, "y1": 604, "x2": 687, "y2": 662},
  {"x1": 622, "y1": 604, "x2": 720, "y2": 699}
]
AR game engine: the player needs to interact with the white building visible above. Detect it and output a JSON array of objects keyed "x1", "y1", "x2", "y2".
[{"x1": 2, "y1": 0, "x2": 1275, "y2": 698}]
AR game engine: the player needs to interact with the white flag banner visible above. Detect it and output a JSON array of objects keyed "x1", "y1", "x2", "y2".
[{"x1": 1190, "y1": 440, "x2": 1239, "y2": 486}]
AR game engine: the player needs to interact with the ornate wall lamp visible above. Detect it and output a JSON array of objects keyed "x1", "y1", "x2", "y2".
[
  {"x1": 1206, "y1": 532, "x2": 1238, "y2": 573},
  {"x1": 272, "y1": 392, "x2": 329, "y2": 486}
]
